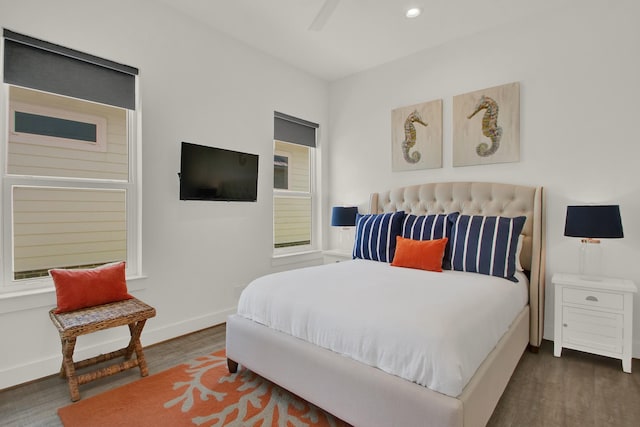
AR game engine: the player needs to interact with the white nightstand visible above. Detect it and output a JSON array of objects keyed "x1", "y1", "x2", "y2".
[
  {"x1": 553, "y1": 273, "x2": 637, "y2": 373},
  {"x1": 323, "y1": 249, "x2": 352, "y2": 264}
]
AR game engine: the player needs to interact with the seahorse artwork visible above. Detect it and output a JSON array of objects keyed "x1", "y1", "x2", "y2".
[
  {"x1": 401, "y1": 110, "x2": 428, "y2": 163},
  {"x1": 467, "y1": 95, "x2": 502, "y2": 157}
]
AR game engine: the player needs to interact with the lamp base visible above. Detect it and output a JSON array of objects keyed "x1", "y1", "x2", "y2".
[
  {"x1": 338, "y1": 227, "x2": 354, "y2": 252},
  {"x1": 579, "y1": 239, "x2": 602, "y2": 278}
]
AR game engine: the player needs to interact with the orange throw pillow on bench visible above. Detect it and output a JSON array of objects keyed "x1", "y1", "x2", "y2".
[
  {"x1": 391, "y1": 236, "x2": 448, "y2": 272},
  {"x1": 50, "y1": 261, "x2": 132, "y2": 313}
]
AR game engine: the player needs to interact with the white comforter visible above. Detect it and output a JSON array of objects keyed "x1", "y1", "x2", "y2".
[{"x1": 237, "y1": 259, "x2": 528, "y2": 397}]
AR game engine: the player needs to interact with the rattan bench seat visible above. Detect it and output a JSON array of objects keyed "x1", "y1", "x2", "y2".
[{"x1": 49, "y1": 297, "x2": 156, "y2": 401}]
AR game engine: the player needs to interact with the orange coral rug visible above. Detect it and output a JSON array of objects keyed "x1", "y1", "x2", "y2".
[{"x1": 58, "y1": 350, "x2": 349, "y2": 427}]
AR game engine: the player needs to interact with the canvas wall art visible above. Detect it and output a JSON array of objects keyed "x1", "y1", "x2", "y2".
[
  {"x1": 452, "y1": 82, "x2": 520, "y2": 167},
  {"x1": 391, "y1": 99, "x2": 442, "y2": 171}
]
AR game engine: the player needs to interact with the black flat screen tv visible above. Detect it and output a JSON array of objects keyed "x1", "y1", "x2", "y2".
[{"x1": 179, "y1": 142, "x2": 259, "y2": 202}]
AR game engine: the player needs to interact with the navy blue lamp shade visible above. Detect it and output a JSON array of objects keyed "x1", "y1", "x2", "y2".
[
  {"x1": 331, "y1": 206, "x2": 358, "y2": 227},
  {"x1": 564, "y1": 205, "x2": 624, "y2": 239}
]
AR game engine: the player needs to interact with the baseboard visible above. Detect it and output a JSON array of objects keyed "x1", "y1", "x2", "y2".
[
  {"x1": 141, "y1": 306, "x2": 235, "y2": 347},
  {"x1": 0, "y1": 306, "x2": 236, "y2": 391}
]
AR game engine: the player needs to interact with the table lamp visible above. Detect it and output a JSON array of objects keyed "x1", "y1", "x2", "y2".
[
  {"x1": 331, "y1": 206, "x2": 358, "y2": 249},
  {"x1": 564, "y1": 205, "x2": 623, "y2": 277}
]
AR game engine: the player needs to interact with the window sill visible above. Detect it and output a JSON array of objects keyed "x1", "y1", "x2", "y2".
[{"x1": 0, "y1": 274, "x2": 148, "y2": 315}]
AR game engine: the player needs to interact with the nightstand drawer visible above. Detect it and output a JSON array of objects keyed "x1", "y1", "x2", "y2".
[
  {"x1": 563, "y1": 287, "x2": 623, "y2": 310},
  {"x1": 562, "y1": 306, "x2": 623, "y2": 353},
  {"x1": 322, "y1": 250, "x2": 352, "y2": 264},
  {"x1": 324, "y1": 254, "x2": 348, "y2": 264}
]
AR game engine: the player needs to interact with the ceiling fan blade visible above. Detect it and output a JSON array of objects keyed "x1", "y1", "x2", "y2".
[{"x1": 308, "y1": 0, "x2": 340, "y2": 31}]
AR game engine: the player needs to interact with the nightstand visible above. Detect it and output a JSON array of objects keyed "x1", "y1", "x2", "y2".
[
  {"x1": 323, "y1": 249, "x2": 352, "y2": 264},
  {"x1": 553, "y1": 273, "x2": 637, "y2": 373}
]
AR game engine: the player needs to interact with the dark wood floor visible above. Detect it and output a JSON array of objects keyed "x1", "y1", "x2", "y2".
[
  {"x1": 1, "y1": 324, "x2": 638, "y2": 426},
  {"x1": 489, "y1": 341, "x2": 640, "y2": 427}
]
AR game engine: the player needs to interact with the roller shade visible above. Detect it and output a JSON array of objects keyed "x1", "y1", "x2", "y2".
[
  {"x1": 3, "y1": 29, "x2": 138, "y2": 110},
  {"x1": 274, "y1": 111, "x2": 318, "y2": 148}
]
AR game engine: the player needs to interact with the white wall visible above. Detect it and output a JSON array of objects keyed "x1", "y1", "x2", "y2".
[
  {"x1": 327, "y1": 1, "x2": 640, "y2": 354},
  {"x1": 0, "y1": 0, "x2": 328, "y2": 389}
]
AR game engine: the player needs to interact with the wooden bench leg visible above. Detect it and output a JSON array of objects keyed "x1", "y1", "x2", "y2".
[
  {"x1": 60, "y1": 336, "x2": 81, "y2": 402},
  {"x1": 126, "y1": 320, "x2": 149, "y2": 377}
]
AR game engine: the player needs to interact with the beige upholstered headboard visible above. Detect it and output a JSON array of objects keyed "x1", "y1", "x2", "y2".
[{"x1": 370, "y1": 181, "x2": 546, "y2": 348}]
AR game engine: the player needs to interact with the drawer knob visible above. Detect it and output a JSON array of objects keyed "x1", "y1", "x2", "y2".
[
  {"x1": 563, "y1": 323, "x2": 568, "y2": 327},
  {"x1": 585, "y1": 295, "x2": 599, "y2": 302}
]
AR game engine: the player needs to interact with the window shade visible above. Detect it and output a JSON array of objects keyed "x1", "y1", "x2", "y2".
[
  {"x1": 3, "y1": 29, "x2": 138, "y2": 110},
  {"x1": 274, "y1": 111, "x2": 318, "y2": 148}
]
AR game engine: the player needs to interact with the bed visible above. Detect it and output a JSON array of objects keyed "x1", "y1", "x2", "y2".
[{"x1": 226, "y1": 181, "x2": 545, "y2": 427}]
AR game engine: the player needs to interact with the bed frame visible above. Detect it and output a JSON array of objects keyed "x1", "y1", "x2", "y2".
[{"x1": 227, "y1": 182, "x2": 545, "y2": 427}]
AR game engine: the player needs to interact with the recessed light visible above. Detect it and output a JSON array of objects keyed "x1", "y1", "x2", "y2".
[{"x1": 405, "y1": 7, "x2": 422, "y2": 18}]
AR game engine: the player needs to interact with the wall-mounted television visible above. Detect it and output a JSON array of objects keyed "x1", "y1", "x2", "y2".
[{"x1": 179, "y1": 142, "x2": 259, "y2": 202}]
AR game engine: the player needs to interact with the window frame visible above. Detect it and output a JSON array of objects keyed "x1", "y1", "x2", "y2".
[
  {"x1": 0, "y1": 83, "x2": 142, "y2": 293},
  {"x1": 273, "y1": 140, "x2": 317, "y2": 256}
]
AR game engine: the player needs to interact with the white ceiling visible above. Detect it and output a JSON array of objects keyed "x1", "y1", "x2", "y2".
[{"x1": 157, "y1": 0, "x2": 580, "y2": 81}]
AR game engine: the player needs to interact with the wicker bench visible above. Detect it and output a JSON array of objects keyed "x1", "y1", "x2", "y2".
[{"x1": 49, "y1": 297, "x2": 156, "y2": 401}]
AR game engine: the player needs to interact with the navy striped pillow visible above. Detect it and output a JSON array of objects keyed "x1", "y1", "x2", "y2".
[
  {"x1": 402, "y1": 213, "x2": 458, "y2": 269},
  {"x1": 353, "y1": 211, "x2": 405, "y2": 263},
  {"x1": 448, "y1": 214, "x2": 526, "y2": 282},
  {"x1": 401, "y1": 213, "x2": 450, "y2": 240}
]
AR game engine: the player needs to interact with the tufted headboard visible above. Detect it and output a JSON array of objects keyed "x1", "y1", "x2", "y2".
[{"x1": 370, "y1": 181, "x2": 546, "y2": 348}]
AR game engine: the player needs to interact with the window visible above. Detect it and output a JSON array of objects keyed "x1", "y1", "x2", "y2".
[
  {"x1": 273, "y1": 141, "x2": 311, "y2": 249},
  {"x1": 273, "y1": 112, "x2": 318, "y2": 253},
  {"x1": 2, "y1": 30, "x2": 140, "y2": 290},
  {"x1": 10, "y1": 101, "x2": 107, "y2": 152}
]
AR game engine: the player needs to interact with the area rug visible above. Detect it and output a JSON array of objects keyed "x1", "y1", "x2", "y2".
[{"x1": 58, "y1": 350, "x2": 349, "y2": 427}]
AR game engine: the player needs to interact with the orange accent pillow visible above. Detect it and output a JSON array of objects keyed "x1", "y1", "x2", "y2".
[
  {"x1": 50, "y1": 262, "x2": 132, "y2": 313},
  {"x1": 391, "y1": 236, "x2": 448, "y2": 272}
]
